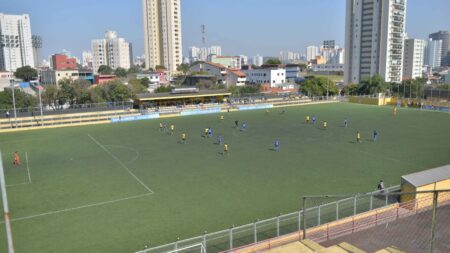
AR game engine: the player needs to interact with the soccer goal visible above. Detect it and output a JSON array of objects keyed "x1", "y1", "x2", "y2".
[{"x1": 136, "y1": 243, "x2": 206, "y2": 253}]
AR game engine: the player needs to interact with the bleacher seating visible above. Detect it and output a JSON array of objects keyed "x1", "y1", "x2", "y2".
[{"x1": 261, "y1": 240, "x2": 406, "y2": 253}]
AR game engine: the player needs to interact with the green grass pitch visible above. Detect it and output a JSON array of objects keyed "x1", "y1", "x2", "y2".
[{"x1": 0, "y1": 103, "x2": 449, "y2": 252}]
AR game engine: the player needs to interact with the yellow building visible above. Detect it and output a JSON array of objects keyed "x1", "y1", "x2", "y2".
[{"x1": 400, "y1": 164, "x2": 450, "y2": 207}]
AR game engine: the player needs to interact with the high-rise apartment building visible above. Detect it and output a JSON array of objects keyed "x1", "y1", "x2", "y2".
[
  {"x1": 82, "y1": 51, "x2": 93, "y2": 69},
  {"x1": 252, "y1": 54, "x2": 263, "y2": 67},
  {"x1": 402, "y1": 38, "x2": 424, "y2": 80},
  {"x1": 0, "y1": 13, "x2": 35, "y2": 71},
  {"x1": 424, "y1": 39, "x2": 442, "y2": 69},
  {"x1": 208, "y1": 46, "x2": 222, "y2": 57},
  {"x1": 429, "y1": 31, "x2": 450, "y2": 67},
  {"x1": 142, "y1": 0, "x2": 182, "y2": 72},
  {"x1": 91, "y1": 31, "x2": 131, "y2": 73},
  {"x1": 306, "y1": 46, "x2": 319, "y2": 62},
  {"x1": 344, "y1": 0, "x2": 407, "y2": 84},
  {"x1": 323, "y1": 40, "x2": 336, "y2": 49}
]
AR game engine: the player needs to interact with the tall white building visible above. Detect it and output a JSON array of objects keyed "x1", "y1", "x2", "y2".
[
  {"x1": 344, "y1": 0, "x2": 407, "y2": 84},
  {"x1": 208, "y1": 46, "x2": 222, "y2": 57},
  {"x1": 424, "y1": 39, "x2": 442, "y2": 69},
  {"x1": 91, "y1": 31, "x2": 131, "y2": 73},
  {"x1": 142, "y1": 0, "x2": 183, "y2": 72},
  {"x1": 306, "y1": 46, "x2": 319, "y2": 61},
  {"x1": 252, "y1": 54, "x2": 263, "y2": 67},
  {"x1": 402, "y1": 38, "x2": 424, "y2": 80},
  {"x1": 82, "y1": 51, "x2": 93, "y2": 69},
  {"x1": 0, "y1": 13, "x2": 35, "y2": 71}
]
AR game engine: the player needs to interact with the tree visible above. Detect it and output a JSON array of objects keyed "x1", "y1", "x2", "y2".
[
  {"x1": 107, "y1": 80, "x2": 133, "y2": 101},
  {"x1": 155, "y1": 65, "x2": 166, "y2": 71},
  {"x1": 301, "y1": 76, "x2": 338, "y2": 97},
  {"x1": 114, "y1": 67, "x2": 128, "y2": 78},
  {"x1": 128, "y1": 65, "x2": 142, "y2": 74},
  {"x1": 14, "y1": 66, "x2": 38, "y2": 81},
  {"x1": 177, "y1": 63, "x2": 190, "y2": 75},
  {"x1": 154, "y1": 86, "x2": 172, "y2": 93},
  {"x1": 43, "y1": 85, "x2": 64, "y2": 110},
  {"x1": 0, "y1": 88, "x2": 37, "y2": 109},
  {"x1": 128, "y1": 79, "x2": 148, "y2": 94},
  {"x1": 357, "y1": 75, "x2": 388, "y2": 95},
  {"x1": 58, "y1": 78, "x2": 91, "y2": 105},
  {"x1": 342, "y1": 83, "x2": 359, "y2": 96},
  {"x1": 97, "y1": 65, "x2": 113, "y2": 75},
  {"x1": 265, "y1": 58, "x2": 282, "y2": 65},
  {"x1": 140, "y1": 77, "x2": 150, "y2": 88}
]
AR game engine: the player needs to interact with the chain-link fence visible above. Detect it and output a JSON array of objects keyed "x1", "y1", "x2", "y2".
[
  {"x1": 134, "y1": 186, "x2": 399, "y2": 253},
  {"x1": 318, "y1": 190, "x2": 450, "y2": 253}
]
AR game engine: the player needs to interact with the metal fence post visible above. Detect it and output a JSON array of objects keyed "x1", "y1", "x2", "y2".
[
  {"x1": 298, "y1": 211, "x2": 301, "y2": 231},
  {"x1": 203, "y1": 231, "x2": 207, "y2": 250},
  {"x1": 229, "y1": 226, "x2": 233, "y2": 250},
  {"x1": 276, "y1": 215, "x2": 280, "y2": 236},
  {"x1": 370, "y1": 195, "x2": 373, "y2": 210},
  {"x1": 317, "y1": 206, "x2": 321, "y2": 225},
  {"x1": 254, "y1": 221, "x2": 257, "y2": 243},
  {"x1": 429, "y1": 191, "x2": 439, "y2": 253},
  {"x1": 336, "y1": 201, "x2": 339, "y2": 220},
  {"x1": 175, "y1": 237, "x2": 179, "y2": 251},
  {"x1": 385, "y1": 193, "x2": 388, "y2": 206},
  {"x1": 353, "y1": 196, "x2": 357, "y2": 216}
]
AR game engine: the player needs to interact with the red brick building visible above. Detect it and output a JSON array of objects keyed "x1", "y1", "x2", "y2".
[{"x1": 52, "y1": 54, "x2": 78, "y2": 70}]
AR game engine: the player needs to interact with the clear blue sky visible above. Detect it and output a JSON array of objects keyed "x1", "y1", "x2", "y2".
[{"x1": 1, "y1": 0, "x2": 449, "y2": 61}]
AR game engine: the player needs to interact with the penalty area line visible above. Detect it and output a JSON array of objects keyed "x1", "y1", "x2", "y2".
[
  {"x1": 88, "y1": 134, "x2": 154, "y2": 194},
  {"x1": 2, "y1": 193, "x2": 153, "y2": 223}
]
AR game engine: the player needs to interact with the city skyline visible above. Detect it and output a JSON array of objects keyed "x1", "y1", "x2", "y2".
[{"x1": 1, "y1": 0, "x2": 450, "y2": 62}]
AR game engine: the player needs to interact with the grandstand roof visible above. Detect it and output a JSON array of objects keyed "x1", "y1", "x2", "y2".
[{"x1": 401, "y1": 164, "x2": 450, "y2": 187}]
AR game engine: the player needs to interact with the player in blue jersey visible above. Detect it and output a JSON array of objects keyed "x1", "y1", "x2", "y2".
[
  {"x1": 274, "y1": 138, "x2": 280, "y2": 152},
  {"x1": 312, "y1": 116, "x2": 317, "y2": 125},
  {"x1": 373, "y1": 130, "x2": 379, "y2": 142},
  {"x1": 218, "y1": 135, "x2": 223, "y2": 145},
  {"x1": 242, "y1": 122, "x2": 247, "y2": 131},
  {"x1": 344, "y1": 118, "x2": 348, "y2": 128}
]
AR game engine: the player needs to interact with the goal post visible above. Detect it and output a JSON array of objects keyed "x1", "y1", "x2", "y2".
[{"x1": 136, "y1": 243, "x2": 206, "y2": 253}]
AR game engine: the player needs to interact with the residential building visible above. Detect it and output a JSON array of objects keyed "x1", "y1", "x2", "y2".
[
  {"x1": 32, "y1": 35, "x2": 42, "y2": 68},
  {"x1": 311, "y1": 64, "x2": 345, "y2": 73},
  {"x1": 239, "y1": 55, "x2": 248, "y2": 66},
  {"x1": 226, "y1": 68, "x2": 246, "y2": 87},
  {"x1": 402, "y1": 38, "x2": 425, "y2": 80},
  {"x1": 52, "y1": 54, "x2": 78, "y2": 70},
  {"x1": 424, "y1": 39, "x2": 442, "y2": 68},
  {"x1": 91, "y1": 31, "x2": 131, "y2": 73},
  {"x1": 94, "y1": 74, "x2": 116, "y2": 85},
  {"x1": 134, "y1": 54, "x2": 146, "y2": 67},
  {"x1": 190, "y1": 62, "x2": 227, "y2": 83},
  {"x1": 0, "y1": 71, "x2": 13, "y2": 91},
  {"x1": 252, "y1": 54, "x2": 263, "y2": 67},
  {"x1": 0, "y1": 13, "x2": 34, "y2": 71},
  {"x1": 279, "y1": 51, "x2": 300, "y2": 63},
  {"x1": 39, "y1": 69, "x2": 94, "y2": 85},
  {"x1": 323, "y1": 40, "x2": 336, "y2": 49},
  {"x1": 244, "y1": 67, "x2": 286, "y2": 87},
  {"x1": 429, "y1": 31, "x2": 450, "y2": 67},
  {"x1": 142, "y1": 0, "x2": 183, "y2": 72},
  {"x1": 306, "y1": 46, "x2": 319, "y2": 62},
  {"x1": 189, "y1": 46, "x2": 200, "y2": 62},
  {"x1": 285, "y1": 64, "x2": 302, "y2": 82},
  {"x1": 136, "y1": 73, "x2": 160, "y2": 85},
  {"x1": 209, "y1": 46, "x2": 222, "y2": 57},
  {"x1": 211, "y1": 55, "x2": 241, "y2": 69},
  {"x1": 344, "y1": 0, "x2": 407, "y2": 84},
  {"x1": 82, "y1": 51, "x2": 93, "y2": 69}
]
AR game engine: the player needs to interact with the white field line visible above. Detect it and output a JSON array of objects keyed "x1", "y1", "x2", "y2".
[
  {"x1": 88, "y1": 134, "x2": 154, "y2": 194},
  {"x1": 26, "y1": 151, "x2": 31, "y2": 183},
  {"x1": 1, "y1": 193, "x2": 153, "y2": 223},
  {"x1": 6, "y1": 182, "x2": 29, "y2": 188}
]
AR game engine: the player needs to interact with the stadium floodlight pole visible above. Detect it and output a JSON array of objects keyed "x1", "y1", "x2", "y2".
[{"x1": 0, "y1": 151, "x2": 15, "y2": 253}]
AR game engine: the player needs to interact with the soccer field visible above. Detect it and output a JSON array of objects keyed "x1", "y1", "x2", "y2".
[{"x1": 0, "y1": 103, "x2": 449, "y2": 253}]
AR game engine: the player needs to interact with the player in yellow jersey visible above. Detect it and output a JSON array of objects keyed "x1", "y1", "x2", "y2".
[
  {"x1": 224, "y1": 144, "x2": 229, "y2": 155},
  {"x1": 356, "y1": 131, "x2": 361, "y2": 143},
  {"x1": 220, "y1": 115, "x2": 224, "y2": 121},
  {"x1": 393, "y1": 106, "x2": 397, "y2": 116},
  {"x1": 170, "y1": 124, "x2": 175, "y2": 135},
  {"x1": 159, "y1": 122, "x2": 163, "y2": 132},
  {"x1": 204, "y1": 128, "x2": 209, "y2": 138},
  {"x1": 323, "y1": 121, "x2": 327, "y2": 129},
  {"x1": 306, "y1": 115, "x2": 310, "y2": 124},
  {"x1": 181, "y1": 132, "x2": 186, "y2": 144}
]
